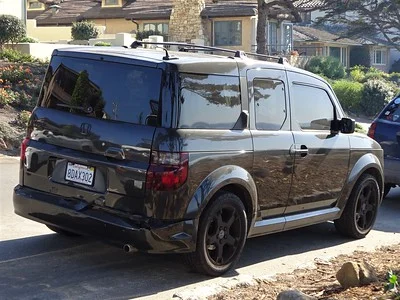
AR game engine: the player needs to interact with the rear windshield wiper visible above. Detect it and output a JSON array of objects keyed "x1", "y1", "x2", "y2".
[{"x1": 56, "y1": 104, "x2": 93, "y2": 114}]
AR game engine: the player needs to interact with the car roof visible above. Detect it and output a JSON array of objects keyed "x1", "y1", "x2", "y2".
[{"x1": 53, "y1": 46, "x2": 326, "y2": 81}]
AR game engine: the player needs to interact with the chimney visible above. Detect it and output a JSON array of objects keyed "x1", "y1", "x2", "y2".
[{"x1": 169, "y1": 0, "x2": 206, "y2": 43}]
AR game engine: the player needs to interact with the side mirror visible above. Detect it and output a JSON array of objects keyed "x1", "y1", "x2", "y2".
[{"x1": 340, "y1": 117, "x2": 355, "y2": 134}]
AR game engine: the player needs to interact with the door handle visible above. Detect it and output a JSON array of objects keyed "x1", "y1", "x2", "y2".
[
  {"x1": 104, "y1": 147, "x2": 125, "y2": 160},
  {"x1": 290, "y1": 145, "x2": 309, "y2": 158}
]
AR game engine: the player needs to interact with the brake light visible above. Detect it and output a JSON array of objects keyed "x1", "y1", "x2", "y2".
[
  {"x1": 20, "y1": 137, "x2": 30, "y2": 162},
  {"x1": 146, "y1": 151, "x2": 189, "y2": 191},
  {"x1": 368, "y1": 122, "x2": 377, "y2": 139}
]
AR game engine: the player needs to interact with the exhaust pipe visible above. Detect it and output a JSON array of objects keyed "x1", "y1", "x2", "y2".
[{"x1": 123, "y1": 244, "x2": 136, "y2": 253}]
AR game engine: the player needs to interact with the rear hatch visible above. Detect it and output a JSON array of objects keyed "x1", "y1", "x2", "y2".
[
  {"x1": 370, "y1": 95, "x2": 400, "y2": 161},
  {"x1": 23, "y1": 52, "x2": 163, "y2": 216}
]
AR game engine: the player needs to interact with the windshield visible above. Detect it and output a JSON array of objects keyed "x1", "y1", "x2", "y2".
[{"x1": 40, "y1": 56, "x2": 162, "y2": 126}]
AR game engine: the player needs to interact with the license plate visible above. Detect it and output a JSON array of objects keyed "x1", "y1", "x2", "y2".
[{"x1": 65, "y1": 162, "x2": 95, "y2": 186}]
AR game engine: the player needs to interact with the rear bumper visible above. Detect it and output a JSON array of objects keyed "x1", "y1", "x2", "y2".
[
  {"x1": 13, "y1": 185, "x2": 196, "y2": 253},
  {"x1": 384, "y1": 157, "x2": 400, "y2": 185}
]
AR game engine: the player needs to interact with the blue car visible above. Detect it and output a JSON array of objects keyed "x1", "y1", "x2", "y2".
[{"x1": 368, "y1": 95, "x2": 400, "y2": 197}]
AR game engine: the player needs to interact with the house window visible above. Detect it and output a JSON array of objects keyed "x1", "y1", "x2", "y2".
[
  {"x1": 143, "y1": 23, "x2": 169, "y2": 35},
  {"x1": 103, "y1": 0, "x2": 119, "y2": 6},
  {"x1": 299, "y1": 11, "x2": 312, "y2": 24},
  {"x1": 373, "y1": 49, "x2": 386, "y2": 65},
  {"x1": 281, "y1": 23, "x2": 293, "y2": 54},
  {"x1": 28, "y1": 1, "x2": 44, "y2": 10},
  {"x1": 214, "y1": 21, "x2": 242, "y2": 46},
  {"x1": 267, "y1": 22, "x2": 278, "y2": 53},
  {"x1": 329, "y1": 46, "x2": 348, "y2": 66}
]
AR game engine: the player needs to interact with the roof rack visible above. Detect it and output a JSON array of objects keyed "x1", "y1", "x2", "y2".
[{"x1": 130, "y1": 41, "x2": 286, "y2": 64}]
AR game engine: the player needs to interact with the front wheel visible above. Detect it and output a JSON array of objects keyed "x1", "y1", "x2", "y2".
[
  {"x1": 185, "y1": 192, "x2": 247, "y2": 276},
  {"x1": 335, "y1": 174, "x2": 380, "y2": 239}
]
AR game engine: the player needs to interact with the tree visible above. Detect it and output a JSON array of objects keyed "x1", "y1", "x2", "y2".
[
  {"x1": 71, "y1": 21, "x2": 99, "y2": 40},
  {"x1": 316, "y1": 0, "x2": 400, "y2": 52},
  {"x1": 256, "y1": 0, "x2": 312, "y2": 54},
  {"x1": 0, "y1": 15, "x2": 26, "y2": 49}
]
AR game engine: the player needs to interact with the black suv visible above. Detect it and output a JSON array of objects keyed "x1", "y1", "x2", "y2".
[{"x1": 14, "y1": 43, "x2": 384, "y2": 276}]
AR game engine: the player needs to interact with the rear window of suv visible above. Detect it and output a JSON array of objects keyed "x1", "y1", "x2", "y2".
[
  {"x1": 39, "y1": 56, "x2": 162, "y2": 126},
  {"x1": 379, "y1": 96, "x2": 400, "y2": 122},
  {"x1": 177, "y1": 73, "x2": 241, "y2": 129}
]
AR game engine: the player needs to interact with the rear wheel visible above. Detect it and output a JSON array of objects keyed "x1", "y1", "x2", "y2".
[
  {"x1": 185, "y1": 192, "x2": 247, "y2": 276},
  {"x1": 46, "y1": 225, "x2": 80, "y2": 237},
  {"x1": 335, "y1": 174, "x2": 380, "y2": 239}
]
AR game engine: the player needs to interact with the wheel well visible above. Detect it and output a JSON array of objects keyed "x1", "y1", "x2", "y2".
[
  {"x1": 220, "y1": 184, "x2": 254, "y2": 229},
  {"x1": 362, "y1": 167, "x2": 383, "y2": 195}
]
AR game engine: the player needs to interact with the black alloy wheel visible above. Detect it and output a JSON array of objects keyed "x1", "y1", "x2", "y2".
[
  {"x1": 185, "y1": 192, "x2": 247, "y2": 276},
  {"x1": 335, "y1": 174, "x2": 380, "y2": 239}
]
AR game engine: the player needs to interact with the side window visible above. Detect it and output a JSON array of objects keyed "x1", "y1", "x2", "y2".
[
  {"x1": 292, "y1": 84, "x2": 334, "y2": 130},
  {"x1": 254, "y1": 79, "x2": 286, "y2": 130},
  {"x1": 178, "y1": 73, "x2": 241, "y2": 129}
]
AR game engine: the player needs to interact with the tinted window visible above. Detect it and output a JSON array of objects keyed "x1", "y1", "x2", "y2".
[
  {"x1": 379, "y1": 96, "x2": 400, "y2": 122},
  {"x1": 254, "y1": 79, "x2": 286, "y2": 130},
  {"x1": 178, "y1": 73, "x2": 241, "y2": 129},
  {"x1": 214, "y1": 21, "x2": 242, "y2": 46},
  {"x1": 292, "y1": 84, "x2": 334, "y2": 130},
  {"x1": 40, "y1": 56, "x2": 162, "y2": 126}
]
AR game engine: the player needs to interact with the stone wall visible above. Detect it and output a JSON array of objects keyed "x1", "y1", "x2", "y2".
[{"x1": 169, "y1": 0, "x2": 206, "y2": 42}]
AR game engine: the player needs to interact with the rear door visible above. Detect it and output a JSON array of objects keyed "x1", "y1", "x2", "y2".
[
  {"x1": 24, "y1": 54, "x2": 163, "y2": 216},
  {"x1": 248, "y1": 68, "x2": 294, "y2": 233}
]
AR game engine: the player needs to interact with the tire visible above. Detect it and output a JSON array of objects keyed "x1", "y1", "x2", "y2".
[
  {"x1": 383, "y1": 184, "x2": 392, "y2": 199},
  {"x1": 335, "y1": 174, "x2": 380, "y2": 239},
  {"x1": 46, "y1": 225, "x2": 80, "y2": 237},
  {"x1": 185, "y1": 192, "x2": 247, "y2": 276}
]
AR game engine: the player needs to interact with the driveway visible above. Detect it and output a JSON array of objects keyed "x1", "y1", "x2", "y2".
[{"x1": 1, "y1": 156, "x2": 399, "y2": 300}]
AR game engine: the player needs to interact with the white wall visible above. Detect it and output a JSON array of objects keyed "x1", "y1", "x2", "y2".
[
  {"x1": 0, "y1": 0, "x2": 24, "y2": 20},
  {"x1": 6, "y1": 43, "x2": 76, "y2": 60}
]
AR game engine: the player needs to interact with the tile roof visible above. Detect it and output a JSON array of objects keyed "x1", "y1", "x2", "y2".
[
  {"x1": 29, "y1": 0, "x2": 313, "y2": 25},
  {"x1": 294, "y1": 0, "x2": 325, "y2": 9},
  {"x1": 293, "y1": 25, "x2": 360, "y2": 45},
  {"x1": 201, "y1": 1, "x2": 257, "y2": 18}
]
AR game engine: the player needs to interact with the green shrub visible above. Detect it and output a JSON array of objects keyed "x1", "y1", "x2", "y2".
[
  {"x1": 363, "y1": 67, "x2": 389, "y2": 82},
  {"x1": 0, "y1": 48, "x2": 38, "y2": 63},
  {"x1": 389, "y1": 72, "x2": 400, "y2": 84},
  {"x1": 18, "y1": 36, "x2": 38, "y2": 43},
  {"x1": 361, "y1": 79, "x2": 396, "y2": 116},
  {"x1": 305, "y1": 56, "x2": 346, "y2": 79},
  {"x1": 15, "y1": 110, "x2": 31, "y2": 127},
  {"x1": 94, "y1": 41, "x2": 111, "y2": 46},
  {"x1": 71, "y1": 21, "x2": 99, "y2": 40},
  {"x1": 349, "y1": 65, "x2": 366, "y2": 83},
  {"x1": 0, "y1": 65, "x2": 33, "y2": 84},
  {"x1": 333, "y1": 80, "x2": 364, "y2": 113},
  {"x1": 136, "y1": 30, "x2": 168, "y2": 41},
  {"x1": 0, "y1": 15, "x2": 25, "y2": 48}
]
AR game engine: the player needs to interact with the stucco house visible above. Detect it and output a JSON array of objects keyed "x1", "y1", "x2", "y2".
[
  {"x1": 293, "y1": 25, "x2": 393, "y2": 71},
  {"x1": 0, "y1": 0, "x2": 25, "y2": 23},
  {"x1": 26, "y1": 0, "x2": 299, "y2": 53}
]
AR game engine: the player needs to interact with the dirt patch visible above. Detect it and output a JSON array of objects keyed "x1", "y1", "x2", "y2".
[{"x1": 209, "y1": 244, "x2": 400, "y2": 300}]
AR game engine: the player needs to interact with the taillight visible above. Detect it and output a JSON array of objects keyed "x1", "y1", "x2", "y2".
[
  {"x1": 20, "y1": 137, "x2": 30, "y2": 162},
  {"x1": 146, "y1": 151, "x2": 189, "y2": 191},
  {"x1": 368, "y1": 122, "x2": 377, "y2": 139}
]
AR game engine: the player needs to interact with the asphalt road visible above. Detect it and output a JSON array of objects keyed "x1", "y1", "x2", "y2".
[{"x1": 1, "y1": 156, "x2": 400, "y2": 300}]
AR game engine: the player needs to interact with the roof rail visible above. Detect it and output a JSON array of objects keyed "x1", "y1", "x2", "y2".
[{"x1": 130, "y1": 41, "x2": 286, "y2": 64}]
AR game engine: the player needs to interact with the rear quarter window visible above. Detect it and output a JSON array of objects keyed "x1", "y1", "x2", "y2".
[
  {"x1": 39, "y1": 56, "x2": 162, "y2": 126},
  {"x1": 177, "y1": 73, "x2": 241, "y2": 129},
  {"x1": 379, "y1": 96, "x2": 400, "y2": 122}
]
